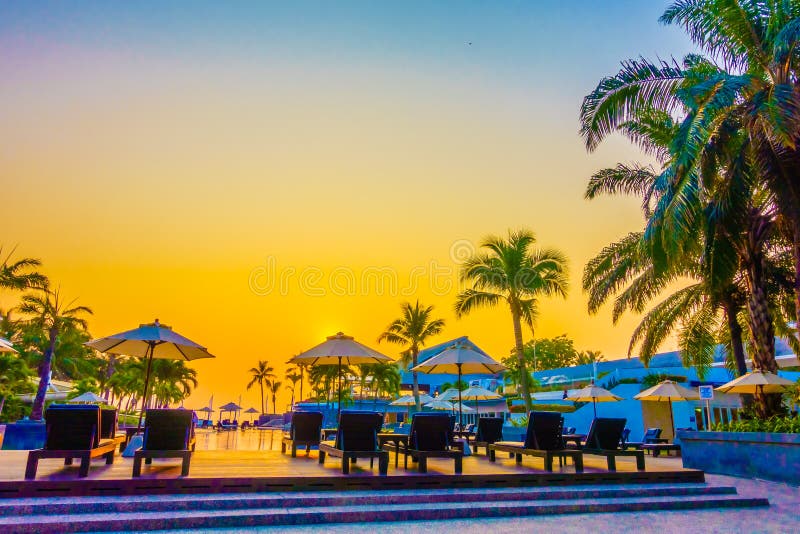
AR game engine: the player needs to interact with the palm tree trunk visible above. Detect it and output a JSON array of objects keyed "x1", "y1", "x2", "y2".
[
  {"x1": 743, "y1": 233, "x2": 780, "y2": 418},
  {"x1": 31, "y1": 326, "x2": 58, "y2": 421},
  {"x1": 721, "y1": 295, "x2": 748, "y2": 377},
  {"x1": 511, "y1": 308, "x2": 533, "y2": 412},
  {"x1": 299, "y1": 366, "x2": 304, "y2": 403},
  {"x1": 272, "y1": 394, "x2": 277, "y2": 414},
  {"x1": 411, "y1": 348, "x2": 421, "y2": 412},
  {"x1": 0, "y1": 395, "x2": 5, "y2": 417},
  {"x1": 260, "y1": 381, "x2": 265, "y2": 414}
]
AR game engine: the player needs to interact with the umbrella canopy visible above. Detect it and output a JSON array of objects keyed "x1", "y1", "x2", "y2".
[
  {"x1": 68, "y1": 391, "x2": 105, "y2": 403},
  {"x1": 244, "y1": 407, "x2": 260, "y2": 414},
  {"x1": 288, "y1": 332, "x2": 392, "y2": 416},
  {"x1": 460, "y1": 385, "x2": 501, "y2": 416},
  {"x1": 424, "y1": 399, "x2": 475, "y2": 413},
  {"x1": 437, "y1": 388, "x2": 462, "y2": 401},
  {"x1": 715, "y1": 370, "x2": 796, "y2": 394},
  {"x1": 391, "y1": 394, "x2": 434, "y2": 406},
  {"x1": 635, "y1": 380, "x2": 699, "y2": 436},
  {"x1": 197, "y1": 407, "x2": 213, "y2": 413},
  {"x1": 566, "y1": 385, "x2": 622, "y2": 417},
  {"x1": 86, "y1": 320, "x2": 215, "y2": 428},
  {"x1": 219, "y1": 402, "x2": 243, "y2": 411},
  {"x1": 412, "y1": 342, "x2": 505, "y2": 427},
  {"x1": 0, "y1": 337, "x2": 17, "y2": 353}
]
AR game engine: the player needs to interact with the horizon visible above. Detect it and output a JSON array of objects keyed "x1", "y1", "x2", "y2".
[{"x1": 1, "y1": 1, "x2": 697, "y2": 412}]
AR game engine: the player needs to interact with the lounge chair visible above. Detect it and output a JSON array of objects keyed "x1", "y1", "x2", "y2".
[
  {"x1": 25, "y1": 405, "x2": 117, "y2": 479},
  {"x1": 582, "y1": 417, "x2": 645, "y2": 471},
  {"x1": 401, "y1": 413, "x2": 463, "y2": 474},
  {"x1": 488, "y1": 411, "x2": 583, "y2": 472},
  {"x1": 470, "y1": 417, "x2": 504, "y2": 455},
  {"x1": 133, "y1": 409, "x2": 196, "y2": 477},
  {"x1": 282, "y1": 411, "x2": 323, "y2": 457},
  {"x1": 622, "y1": 427, "x2": 663, "y2": 449},
  {"x1": 100, "y1": 407, "x2": 127, "y2": 452},
  {"x1": 318, "y1": 411, "x2": 389, "y2": 475}
]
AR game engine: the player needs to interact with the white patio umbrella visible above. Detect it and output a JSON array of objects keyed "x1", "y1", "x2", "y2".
[
  {"x1": 68, "y1": 391, "x2": 105, "y2": 404},
  {"x1": 424, "y1": 399, "x2": 475, "y2": 413},
  {"x1": 635, "y1": 380, "x2": 699, "y2": 435},
  {"x1": 0, "y1": 337, "x2": 17, "y2": 353},
  {"x1": 460, "y1": 385, "x2": 501, "y2": 416},
  {"x1": 437, "y1": 388, "x2": 462, "y2": 401},
  {"x1": 392, "y1": 393, "x2": 435, "y2": 419},
  {"x1": 411, "y1": 342, "x2": 505, "y2": 428},
  {"x1": 85, "y1": 319, "x2": 215, "y2": 428},
  {"x1": 567, "y1": 384, "x2": 622, "y2": 417},
  {"x1": 288, "y1": 332, "x2": 393, "y2": 416},
  {"x1": 244, "y1": 407, "x2": 260, "y2": 423}
]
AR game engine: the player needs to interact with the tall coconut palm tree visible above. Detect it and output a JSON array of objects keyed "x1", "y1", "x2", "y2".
[
  {"x1": 269, "y1": 380, "x2": 282, "y2": 414},
  {"x1": 246, "y1": 361, "x2": 275, "y2": 414},
  {"x1": 0, "y1": 246, "x2": 46, "y2": 292},
  {"x1": 455, "y1": 229, "x2": 568, "y2": 412},
  {"x1": 378, "y1": 300, "x2": 445, "y2": 411},
  {"x1": 285, "y1": 366, "x2": 302, "y2": 407},
  {"x1": 579, "y1": 0, "x2": 800, "y2": 338},
  {"x1": 17, "y1": 287, "x2": 92, "y2": 420}
]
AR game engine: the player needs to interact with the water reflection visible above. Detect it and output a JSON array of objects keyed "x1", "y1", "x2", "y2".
[{"x1": 194, "y1": 429, "x2": 283, "y2": 451}]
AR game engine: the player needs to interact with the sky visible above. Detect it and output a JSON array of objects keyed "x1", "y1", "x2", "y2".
[{"x1": 0, "y1": 1, "x2": 696, "y2": 413}]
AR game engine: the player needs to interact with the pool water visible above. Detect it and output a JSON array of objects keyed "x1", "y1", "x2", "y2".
[{"x1": 194, "y1": 428, "x2": 285, "y2": 451}]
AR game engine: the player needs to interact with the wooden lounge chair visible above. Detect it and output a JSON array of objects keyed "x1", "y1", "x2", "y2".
[
  {"x1": 133, "y1": 409, "x2": 196, "y2": 477},
  {"x1": 582, "y1": 417, "x2": 645, "y2": 471},
  {"x1": 100, "y1": 408, "x2": 127, "y2": 452},
  {"x1": 471, "y1": 416, "x2": 504, "y2": 455},
  {"x1": 282, "y1": 411, "x2": 323, "y2": 457},
  {"x1": 25, "y1": 405, "x2": 117, "y2": 479},
  {"x1": 318, "y1": 411, "x2": 389, "y2": 475},
  {"x1": 401, "y1": 413, "x2": 463, "y2": 474},
  {"x1": 488, "y1": 411, "x2": 583, "y2": 472},
  {"x1": 622, "y1": 427, "x2": 663, "y2": 449}
]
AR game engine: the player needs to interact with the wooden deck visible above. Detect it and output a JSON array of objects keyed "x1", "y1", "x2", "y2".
[{"x1": 0, "y1": 450, "x2": 702, "y2": 498}]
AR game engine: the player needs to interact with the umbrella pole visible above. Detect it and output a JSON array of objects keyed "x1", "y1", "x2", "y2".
[
  {"x1": 669, "y1": 400, "x2": 675, "y2": 438},
  {"x1": 337, "y1": 356, "x2": 342, "y2": 419},
  {"x1": 137, "y1": 343, "x2": 155, "y2": 430},
  {"x1": 457, "y1": 364, "x2": 463, "y2": 429},
  {"x1": 593, "y1": 399, "x2": 597, "y2": 418}
]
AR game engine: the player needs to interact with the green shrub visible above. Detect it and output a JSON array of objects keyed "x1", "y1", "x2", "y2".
[
  {"x1": 531, "y1": 403, "x2": 576, "y2": 413},
  {"x1": 712, "y1": 415, "x2": 800, "y2": 433}
]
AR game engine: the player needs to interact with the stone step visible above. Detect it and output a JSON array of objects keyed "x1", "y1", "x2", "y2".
[
  {"x1": 0, "y1": 491, "x2": 768, "y2": 533},
  {"x1": 0, "y1": 483, "x2": 737, "y2": 516}
]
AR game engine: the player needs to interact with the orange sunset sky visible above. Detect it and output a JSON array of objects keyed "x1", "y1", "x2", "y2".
[{"x1": 1, "y1": 1, "x2": 695, "y2": 412}]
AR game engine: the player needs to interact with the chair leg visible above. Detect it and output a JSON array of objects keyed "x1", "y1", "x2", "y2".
[
  {"x1": 515, "y1": 453, "x2": 522, "y2": 464},
  {"x1": 607, "y1": 455, "x2": 617, "y2": 472},
  {"x1": 105, "y1": 450, "x2": 114, "y2": 465},
  {"x1": 292, "y1": 444, "x2": 297, "y2": 458},
  {"x1": 636, "y1": 453, "x2": 646, "y2": 471},
  {"x1": 181, "y1": 454, "x2": 191, "y2": 476},
  {"x1": 379, "y1": 454, "x2": 388, "y2": 476},
  {"x1": 575, "y1": 454, "x2": 584, "y2": 473},
  {"x1": 64, "y1": 457, "x2": 73, "y2": 465},
  {"x1": 318, "y1": 450, "x2": 326, "y2": 464},
  {"x1": 342, "y1": 456, "x2": 350, "y2": 475},
  {"x1": 133, "y1": 455, "x2": 143, "y2": 477},
  {"x1": 545, "y1": 454, "x2": 554, "y2": 472},
  {"x1": 418, "y1": 457, "x2": 427, "y2": 473},
  {"x1": 489, "y1": 448, "x2": 496, "y2": 462},
  {"x1": 24, "y1": 453, "x2": 39, "y2": 480},
  {"x1": 281, "y1": 441, "x2": 287, "y2": 454},
  {"x1": 455, "y1": 456, "x2": 462, "y2": 475},
  {"x1": 78, "y1": 455, "x2": 91, "y2": 478}
]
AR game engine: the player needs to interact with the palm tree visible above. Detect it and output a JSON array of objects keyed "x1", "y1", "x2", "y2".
[
  {"x1": 285, "y1": 366, "x2": 302, "y2": 407},
  {"x1": 246, "y1": 361, "x2": 275, "y2": 414},
  {"x1": 575, "y1": 351, "x2": 605, "y2": 366},
  {"x1": 579, "y1": 1, "x2": 800, "y2": 338},
  {"x1": 455, "y1": 229, "x2": 569, "y2": 411},
  {"x1": 17, "y1": 287, "x2": 92, "y2": 420},
  {"x1": 378, "y1": 300, "x2": 445, "y2": 411},
  {"x1": 369, "y1": 362, "x2": 401, "y2": 408},
  {"x1": 269, "y1": 380, "x2": 282, "y2": 414},
  {"x1": 0, "y1": 246, "x2": 46, "y2": 292}
]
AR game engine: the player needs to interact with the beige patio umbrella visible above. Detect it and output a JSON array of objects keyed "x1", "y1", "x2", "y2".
[
  {"x1": 244, "y1": 407, "x2": 260, "y2": 424},
  {"x1": 288, "y1": 332, "x2": 392, "y2": 416},
  {"x1": 0, "y1": 337, "x2": 17, "y2": 353},
  {"x1": 715, "y1": 370, "x2": 796, "y2": 395},
  {"x1": 86, "y1": 319, "x2": 216, "y2": 428},
  {"x1": 635, "y1": 380, "x2": 699, "y2": 435},
  {"x1": 412, "y1": 342, "x2": 505, "y2": 427},
  {"x1": 567, "y1": 385, "x2": 622, "y2": 417},
  {"x1": 437, "y1": 388, "x2": 462, "y2": 401},
  {"x1": 392, "y1": 393, "x2": 435, "y2": 420},
  {"x1": 424, "y1": 399, "x2": 475, "y2": 413},
  {"x1": 460, "y1": 385, "x2": 501, "y2": 416},
  {"x1": 67, "y1": 391, "x2": 105, "y2": 404}
]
